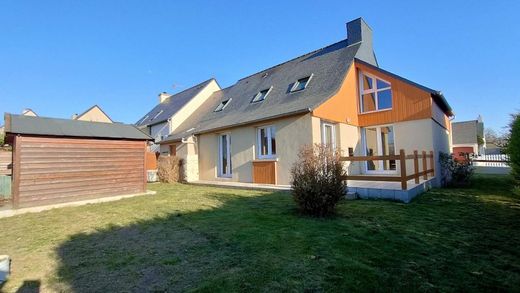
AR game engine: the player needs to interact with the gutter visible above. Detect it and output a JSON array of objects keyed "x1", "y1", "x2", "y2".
[{"x1": 158, "y1": 108, "x2": 312, "y2": 144}]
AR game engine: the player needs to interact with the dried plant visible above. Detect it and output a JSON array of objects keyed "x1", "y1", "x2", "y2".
[
  {"x1": 290, "y1": 144, "x2": 346, "y2": 217},
  {"x1": 157, "y1": 156, "x2": 184, "y2": 183}
]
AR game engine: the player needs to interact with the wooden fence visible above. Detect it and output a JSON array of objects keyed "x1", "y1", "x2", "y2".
[{"x1": 340, "y1": 149, "x2": 435, "y2": 190}]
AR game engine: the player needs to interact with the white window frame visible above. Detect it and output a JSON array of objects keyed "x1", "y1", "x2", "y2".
[
  {"x1": 152, "y1": 110, "x2": 163, "y2": 120},
  {"x1": 361, "y1": 124, "x2": 397, "y2": 174},
  {"x1": 214, "y1": 98, "x2": 232, "y2": 112},
  {"x1": 321, "y1": 122, "x2": 336, "y2": 149},
  {"x1": 359, "y1": 71, "x2": 392, "y2": 114},
  {"x1": 218, "y1": 133, "x2": 232, "y2": 178},
  {"x1": 257, "y1": 125, "x2": 276, "y2": 159},
  {"x1": 290, "y1": 74, "x2": 314, "y2": 92},
  {"x1": 251, "y1": 87, "x2": 272, "y2": 103}
]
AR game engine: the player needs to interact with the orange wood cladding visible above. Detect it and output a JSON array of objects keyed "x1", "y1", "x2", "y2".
[
  {"x1": 252, "y1": 161, "x2": 276, "y2": 184},
  {"x1": 145, "y1": 152, "x2": 157, "y2": 170},
  {"x1": 313, "y1": 61, "x2": 451, "y2": 129},
  {"x1": 313, "y1": 64, "x2": 359, "y2": 125},
  {"x1": 12, "y1": 136, "x2": 147, "y2": 208},
  {"x1": 355, "y1": 61, "x2": 433, "y2": 127}
]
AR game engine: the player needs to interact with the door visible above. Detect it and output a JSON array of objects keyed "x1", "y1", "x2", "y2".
[
  {"x1": 218, "y1": 134, "x2": 232, "y2": 177},
  {"x1": 363, "y1": 125, "x2": 396, "y2": 173}
]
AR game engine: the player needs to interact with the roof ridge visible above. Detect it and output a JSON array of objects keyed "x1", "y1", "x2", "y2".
[
  {"x1": 237, "y1": 38, "x2": 348, "y2": 82},
  {"x1": 166, "y1": 78, "x2": 215, "y2": 99}
]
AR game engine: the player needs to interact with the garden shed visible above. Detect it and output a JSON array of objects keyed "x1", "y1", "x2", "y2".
[{"x1": 4, "y1": 113, "x2": 152, "y2": 208}]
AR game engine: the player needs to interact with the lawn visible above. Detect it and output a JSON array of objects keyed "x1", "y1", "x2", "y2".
[{"x1": 1, "y1": 175, "x2": 519, "y2": 292}]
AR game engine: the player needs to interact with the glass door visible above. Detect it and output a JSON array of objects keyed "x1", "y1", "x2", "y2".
[
  {"x1": 218, "y1": 134, "x2": 232, "y2": 177},
  {"x1": 363, "y1": 126, "x2": 396, "y2": 173}
]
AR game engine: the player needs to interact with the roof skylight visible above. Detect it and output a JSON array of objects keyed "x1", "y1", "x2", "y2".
[
  {"x1": 290, "y1": 75, "x2": 313, "y2": 92},
  {"x1": 214, "y1": 99, "x2": 231, "y2": 112},
  {"x1": 251, "y1": 88, "x2": 272, "y2": 103},
  {"x1": 152, "y1": 110, "x2": 163, "y2": 120}
]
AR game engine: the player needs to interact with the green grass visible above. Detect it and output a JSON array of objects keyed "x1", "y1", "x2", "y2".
[{"x1": 1, "y1": 175, "x2": 520, "y2": 292}]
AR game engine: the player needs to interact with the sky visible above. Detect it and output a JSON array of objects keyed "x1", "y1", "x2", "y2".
[{"x1": 1, "y1": 1, "x2": 519, "y2": 132}]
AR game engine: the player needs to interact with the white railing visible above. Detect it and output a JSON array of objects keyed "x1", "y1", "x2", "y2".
[{"x1": 472, "y1": 154, "x2": 510, "y2": 167}]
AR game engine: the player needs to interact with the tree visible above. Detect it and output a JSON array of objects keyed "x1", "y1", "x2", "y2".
[
  {"x1": 0, "y1": 132, "x2": 4, "y2": 146},
  {"x1": 485, "y1": 128, "x2": 508, "y2": 148},
  {"x1": 506, "y1": 113, "x2": 520, "y2": 184}
]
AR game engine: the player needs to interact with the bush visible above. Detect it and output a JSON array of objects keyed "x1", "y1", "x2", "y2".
[
  {"x1": 507, "y1": 113, "x2": 520, "y2": 185},
  {"x1": 290, "y1": 144, "x2": 346, "y2": 217},
  {"x1": 157, "y1": 156, "x2": 184, "y2": 183},
  {"x1": 439, "y1": 152, "x2": 475, "y2": 187}
]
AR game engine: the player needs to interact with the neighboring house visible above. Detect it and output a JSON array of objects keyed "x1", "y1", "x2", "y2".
[
  {"x1": 21, "y1": 109, "x2": 38, "y2": 117},
  {"x1": 138, "y1": 18, "x2": 454, "y2": 186},
  {"x1": 72, "y1": 105, "x2": 113, "y2": 123},
  {"x1": 135, "y1": 79, "x2": 221, "y2": 153},
  {"x1": 451, "y1": 115, "x2": 485, "y2": 159}
]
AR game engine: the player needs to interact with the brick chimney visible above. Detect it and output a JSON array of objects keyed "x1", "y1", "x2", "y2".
[{"x1": 159, "y1": 92, "x2": 171, "y2": 103}]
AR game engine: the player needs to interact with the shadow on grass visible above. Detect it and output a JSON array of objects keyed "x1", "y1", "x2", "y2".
[{"x1": 54, "y1": 177, "x2": 520, "y2": 292}]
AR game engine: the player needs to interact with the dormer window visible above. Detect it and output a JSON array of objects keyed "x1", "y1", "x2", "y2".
[
  {"x1": 290, "y1": 75, "x2": 312, "y2": 92},
  {"x1": 152, "y1": 110, "x2": 163, "y2": 120},
  {"x1": 359, "y1": 72, "x2": 392, "y2": 113},
  {"x1": 214, "y1": 99, "x2": 231, "y2": 112},
  {"x1": 251, "y1": 88, "x2": 272, "y2": 103}
]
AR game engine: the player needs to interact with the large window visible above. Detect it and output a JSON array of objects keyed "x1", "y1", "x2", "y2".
[
  {"x1": 218, "y1": 134, "x2": 232, "y2": 177},
  {"x1": 363, "y1": 125, "x2": 396, "y2": 172},
  {"x1": 359, "y1": 72, "x2": 392, "y2": 113},
  {"x1": 257, "y1": 126, "x2": 276, "y2": 159},
  {"x1": 321, "y1": 122, "x2": 336, "y2": 149}
]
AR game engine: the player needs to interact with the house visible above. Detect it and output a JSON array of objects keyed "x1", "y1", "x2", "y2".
[
  {"x1": 135, "y1": 80, "x2": 220, "y2": 153},
  {"x1": 72, "y1": 105, "x2": 113, "y2": 123},
  {"x1": 451, "y1": 115, "x2": 485, "y2": 160},
  {"x1": 4, "y1": 113, "x2": 152, "y2": 208},
  {"x1": 21, "y1": 109, "x2": 38, "y2": 117},
  {"x1": 137, "y1": 18, "x2": 454, "y2": 188}
]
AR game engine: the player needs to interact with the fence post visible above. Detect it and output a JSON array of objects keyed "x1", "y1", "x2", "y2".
[
  {"x1": 400, "y1": 149, "x2": 407, "y2": 190},
  {"x1": 413, "y1": 150, "x2": 419, "y2": 184},
  {"x1": 422, "y1": 151, "x2": 428, "y2": 180},
  {"x1": 429, "y1": 151, "x2": 434, "y2": 177}
]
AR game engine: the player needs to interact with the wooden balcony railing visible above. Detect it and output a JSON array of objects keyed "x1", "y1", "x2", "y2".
[{"x1": 340, "y1": 149, "x2": 435, "y2": 190}]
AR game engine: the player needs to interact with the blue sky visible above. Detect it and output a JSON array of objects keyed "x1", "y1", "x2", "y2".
[{"x1": 1, "y1": 1, "x2": 519, "y2": 132}]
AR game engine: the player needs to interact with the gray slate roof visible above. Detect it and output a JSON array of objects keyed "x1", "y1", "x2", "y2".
[
  {"x1": 135, "y1": 79, "x2": 215, "y2": 127},
  {"x1": 5, "y1": 114, "x2": 152, "y2": 140},
  {"x1": 452, "y1": 120, "x2": 478, "y2": 144},
  {"x1": 164, "y1": 39, "x2": 368, "y2": 142}
]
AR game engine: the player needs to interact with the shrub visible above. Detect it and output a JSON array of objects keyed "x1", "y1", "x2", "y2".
[
  {"x1": 507, "y1": 113, "x2": 520, "y2": 185},
  {"x1": 439, "y1": 152, "x2": 474, "y2": 187},
  {"x1": 157, "y1": 156, "x2": 184, "y2": 183},
  {"x1": 290, "y1": 144, "x2": 346, "y2": 217}
]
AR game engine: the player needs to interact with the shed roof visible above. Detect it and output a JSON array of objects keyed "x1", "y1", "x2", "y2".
[{"x1": 5, "y1": 113, "x2": 152, "y2": 140}]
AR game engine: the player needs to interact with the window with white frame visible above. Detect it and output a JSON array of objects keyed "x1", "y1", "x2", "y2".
[
  {"x1": 359, "y1": 72, "x2": 392, "y2": 113},
  {"x1": 214, "y1": 98, "x2": 231, "y2": 112},
  {"x1": 152, "y1": 110, "x2": 163, "y2": 120},
  {"x1": 251, "y1": 87, "x2": 272, "y2": 103},
  {"x1": 257, "y1": 126, "x2": 276, "y2": 158},
  {"x1": 321, "y1": 122, "x2": 336, "y2": 149},
  {"x1": 290, "y1": 75, "x2": 312, "y2": 92}
]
